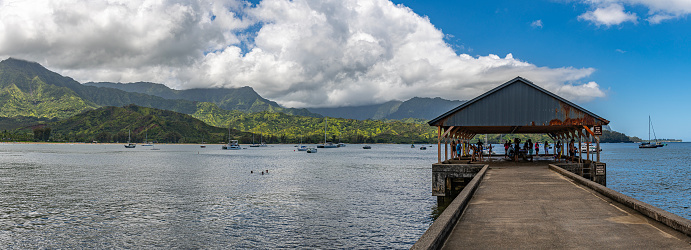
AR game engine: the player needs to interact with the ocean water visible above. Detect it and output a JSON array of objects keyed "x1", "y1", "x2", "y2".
[
  {"x1": 0, "y1": 143, "x2": 437, "y2": 249},
  {"x1": 600, "y1": 142, "x2": 691, "y2": 220},
  {"x1": 0, "y1": 142, "x2": 688, "y2": 248}
]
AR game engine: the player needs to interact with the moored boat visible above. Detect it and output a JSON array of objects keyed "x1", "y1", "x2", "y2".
[
  {"x1": 640, "y1": 116, "x2": 663, "y2": 149},
  {"x1": 124, "y1": 130, "x2": 136, "y2": 148},
  {"x1": 222, "y1": 140, "x2": 241, "y2": 150},
  {"x1": 317, "y1": 118, "x2": 340, "y2": 149}
]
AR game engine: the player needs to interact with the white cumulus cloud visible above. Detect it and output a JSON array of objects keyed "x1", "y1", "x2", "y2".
[
  {"x1": 578, "y1": 3, "x2": 638, "y2": 26},
  {"x1": 577, "y1": 0, "x2": 691, "y2": 25},
  {"x1": 0, "y1": 0, "x2": 605, "y2": 108}
]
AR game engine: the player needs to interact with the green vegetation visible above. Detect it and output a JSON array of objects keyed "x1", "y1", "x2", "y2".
[
  {"x1": 192, "y1": 102, "x2": 438, "y2": 144},
  {"x1": 85, "y1": 82, "x2": 319, "y2": 117},
  {"x1": 46, "y1": 105, "x2": 251, "y2": 143},
  {"x1": 0, "y1": 62, "x2": 98, "y2": 119}
]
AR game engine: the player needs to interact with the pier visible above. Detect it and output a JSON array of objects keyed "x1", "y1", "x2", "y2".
[
  {"x1": 415, "y1": 77, "x2": 691, "y2": 249},
  {"x1": 414, "y1": 159, "x2": 691, "y2": 249}
]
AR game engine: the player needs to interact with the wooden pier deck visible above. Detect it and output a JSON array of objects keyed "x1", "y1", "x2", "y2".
[{"x1": 439, "y1": 161, "x2": 691, "y2": 249}]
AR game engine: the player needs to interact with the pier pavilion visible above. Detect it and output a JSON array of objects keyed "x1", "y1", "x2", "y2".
[
  {"x1": 428, "y1": 76, "x2": 609, "y2": 195},
  {"x1": 415, "y1": 77, "x2": 691, "y2": 249},
  {"x1": 429, "y1": 76, "x2": 609, "y2": 165}
]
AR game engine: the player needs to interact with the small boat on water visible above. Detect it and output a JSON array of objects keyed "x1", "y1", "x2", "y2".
[
  {"x1": 221, "y1": 126, "x2": 241, "y2": 150},
  {"x1": 222, "y1": 140, "x2": 241, "y2": 150},
  {"x1": 363, "y1": 145, "x2": 372, "y2": 149},
  {"x1": 317, "y1": 118, "x2": 340, "y2": 148},
  {"x1": 141, "y1": 132, "x2": 153, "y2": 146},
  {"x1": 419, "y1": 146, "x2": 427, "y2": 150},
  {"x1": 124, "y1": 130, "x2": 136, "y2": 148},
  {"x1": 411, "y1": 144, "x2": 415, "y2": 148},
  {"x1": 200, "y1": 136, "x2": 206, "y2": 148},
  {"x1": 297, "y1": 145, "x2": 308, "y2": 151},
  {"x1": 249, "y1": 134, "x2": 268, "y2": 147},
  {"x1": 306, "y1": 147, "x2": 317, "y2": 153},
  {"x1": 640, "y1": 116, "x2": 663, "y2": 149},
  {"x1": 317, "y1": 142, "x2": 338, "y2": 148},
  {"x1": 337, "y1": 142, "x2": 346, "y2": 147}
]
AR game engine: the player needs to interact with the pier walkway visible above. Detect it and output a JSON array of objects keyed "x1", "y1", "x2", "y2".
[{"x1": 440, "y1": 161, "x2": 691, "y2": 249}]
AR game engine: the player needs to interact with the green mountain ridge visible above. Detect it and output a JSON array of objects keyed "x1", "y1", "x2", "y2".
[
  {"x1": 23, "y1": 103, "x2": 437, "y2": 144},
  {"x1": 47, "y1": 104, "x2": 251, "y2": 143},
  {"x1": 0, "y1": 58, "x2": 199, "y2": 117},
  {"x1": 85, "y1": 81, "x2": 319, "y2": 117},
  {"x1": 191, "y1": 102, "x2": 438, "y2": 143}
]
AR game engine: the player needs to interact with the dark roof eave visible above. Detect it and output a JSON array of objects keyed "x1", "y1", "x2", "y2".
[{"x1": 428, "y1": 76, "x2": 609, "y2": 126}]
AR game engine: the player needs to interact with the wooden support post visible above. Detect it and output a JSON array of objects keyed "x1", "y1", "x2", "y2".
[
  {"x1": 444, "y1": 137, "x2": 449, "y2": 161},
  {"x1": 596, "y1": 136, "x2": 600, "y2": 162},
  {"x1": 437, "y1": 126, "x2": 441, "y2": 163},
  {"x1": 578, "y1": 129, "x2": 582, "y2": 164}
]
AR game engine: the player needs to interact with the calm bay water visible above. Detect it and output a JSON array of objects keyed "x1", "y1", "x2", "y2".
[
  {"x1": 0, "y1": 143, "x2": 436, "y2": 249},
  {"x1": 600, "y1": 142, "x2": 691, "y2": 220},
  {"x1": 0, "y1": 142, "x2": 689, "y2": 248}
]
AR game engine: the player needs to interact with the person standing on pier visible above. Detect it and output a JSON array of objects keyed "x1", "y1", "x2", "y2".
[
  {"x1": 555, "y1": 141, "x2": 562, "y2": 161},
  {"x1": 527, "y1": 139, "x2": 533, "y2": 156},
  {"x1": 504, "y1": 140, "x2": 510, "y2": 159},
  {"x1": 568, "y1": 139, "x2": 576, "y2": 162},
  {"x1": 513, "y1": 138, "x2": 521, "y2": 161},
  {"x1": 544, "y1": 141, "x2": 549, "y2": 157},
  {"x1": 477, "y1": 139, "x2": 484, "y2": 161},
  {"x1": 535, "y1": 141, "x2": 540, "y2": 156},
  {"x1": 456, "y1": 141, "x2": 461, "y2": 160}
]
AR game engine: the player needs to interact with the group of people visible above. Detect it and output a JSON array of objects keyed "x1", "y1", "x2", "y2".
[
  {"x1": 450, "y1": 138, "x2": 580, "y2": 163},
  {"x1": 555, "y1": 139, "x2": 579, "y2": 162},
  {"x1": 450, "y1": 140, "x2": 487, "y2": 162}
]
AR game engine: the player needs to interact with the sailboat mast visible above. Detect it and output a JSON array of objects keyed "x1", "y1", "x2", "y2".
[
  {"x1": 648, "y1": 115, "x2": 651, "y2": 141},
  {"x1": 325, "y1": 117, "x2": 328, "y2": 143}
]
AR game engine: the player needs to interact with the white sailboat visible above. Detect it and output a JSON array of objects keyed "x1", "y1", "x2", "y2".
[
  {"x1": 250, "y1": 134, "x2": 267, "y2": 147},
  {"x1": 297, "y1": 136, "x2": 307, "y2": 151},
  {"x1": 317, "y1": 117, "x2": 338, "y2": 148},
  {"x1": 124, "y1": 130, "x2": 136, "y2": 148},
  {"x1": 640, "y1": 116, "x2": 664, "y2": 148},
  {"x1": 142, "y1": 131, "x2": 153, "y2": 146}
]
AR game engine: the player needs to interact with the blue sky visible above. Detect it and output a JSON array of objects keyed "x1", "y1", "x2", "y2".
[
  {"x1": 2, "y1": 0, "x2": 689, "y2": 141},
  {"x1": 393, "y1": 0, "x2": 691, "y2": 141}
]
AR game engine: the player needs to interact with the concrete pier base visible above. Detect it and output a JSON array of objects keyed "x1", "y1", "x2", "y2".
[{"x1": 432, "y1": 162, "x2": 485, "y2": 197}]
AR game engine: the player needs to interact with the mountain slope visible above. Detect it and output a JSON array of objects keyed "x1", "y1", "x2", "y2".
[
  {"x1": 0, "y1": 58, "x2": 98, "y2": 120},
  {"x1": 49, "y1": 104, "x2": 251, "y2": 143},
  {"x1": 308, "y1": 97, "x2": 465, "y2": 120},
  {"x1": 85, "y1": 81, "x2": 319, "y2": 117},
  {"x1": 0, "y1": 58, "x2": 198, "y2": 115}
]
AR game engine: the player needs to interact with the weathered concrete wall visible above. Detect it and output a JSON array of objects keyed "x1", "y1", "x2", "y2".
[
  {"x1": 555, "y1": 163, "x2": 582, "y2": 175},
  {"x1": 412, "y1": 165, "x2": 489, "y2": 250},
  {"x1": 550, "y1": 164, "x2": 691, "y2": 237},
  {"x1": 555, "y1": 162, "x2": 606, "y2": 186},
  {"x1": 432, "y1": 163, "x2": 485, "y2": 196}
]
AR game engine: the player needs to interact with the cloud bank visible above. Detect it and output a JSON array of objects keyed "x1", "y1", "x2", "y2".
[
  {"x1": 578, "y1": 0, "x2": 691, "y2": 26},
  {"x1": 0, "y1": 0, "x2": 605, "y2": 108}
]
